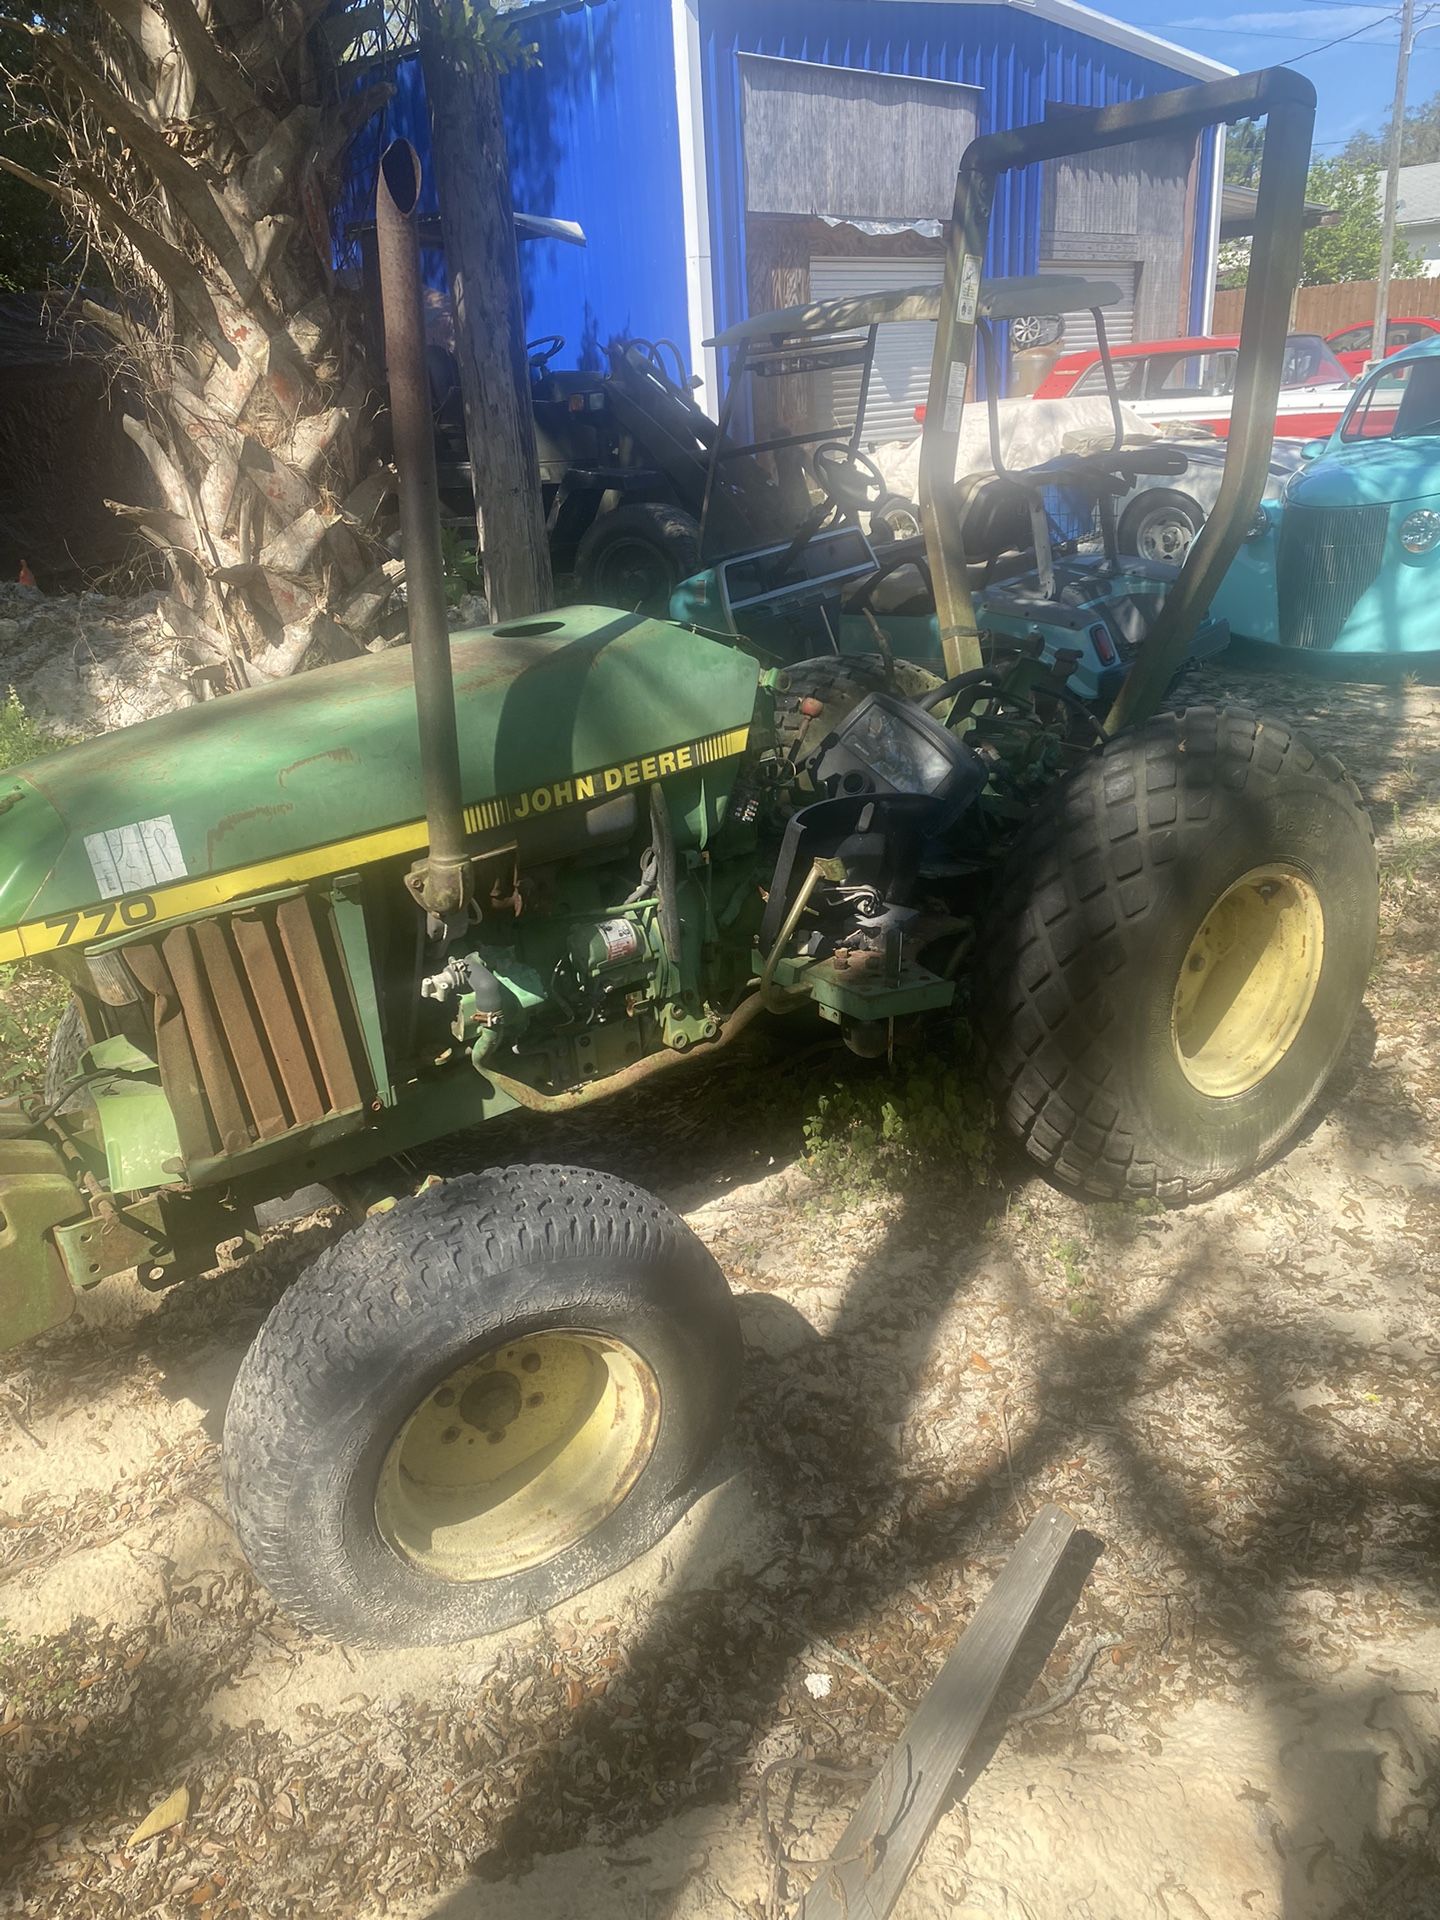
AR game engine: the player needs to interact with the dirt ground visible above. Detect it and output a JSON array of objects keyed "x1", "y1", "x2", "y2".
[{"x1": 2, "y1": 659, "x2": 1439, "y2": 1920}]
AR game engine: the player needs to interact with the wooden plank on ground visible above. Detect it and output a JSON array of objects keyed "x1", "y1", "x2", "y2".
[{"x1": 799, "y1": 1503, "x2": 1078, "y2": 1920}]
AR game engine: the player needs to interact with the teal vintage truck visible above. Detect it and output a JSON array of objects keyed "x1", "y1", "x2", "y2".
[{"x1": 1213, "y1": 336, "x2": 1440, "y2": 667}]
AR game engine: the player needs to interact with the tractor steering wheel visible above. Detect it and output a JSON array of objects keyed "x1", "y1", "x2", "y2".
[
  {"x1": 809, "y1": 441, "x2": 888, "y2": 517},
  {"x1": 527, "y1": 333, "x2": 565, "y2": 372}
]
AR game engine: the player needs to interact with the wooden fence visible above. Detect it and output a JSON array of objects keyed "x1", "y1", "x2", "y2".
[{"x1": 1212, "y1": 276, "x2": 1440, "y2": 336}]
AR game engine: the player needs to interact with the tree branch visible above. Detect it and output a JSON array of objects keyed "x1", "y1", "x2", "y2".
[
  {"x1": 0, "y1": 151, "x2": 240, "y2": 369},
  {"x1": 24, "y1": 24, "x2": 267, "y2": 310}
]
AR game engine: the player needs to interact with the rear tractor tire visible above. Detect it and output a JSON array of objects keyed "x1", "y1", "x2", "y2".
[
  {"x1": 773, "y1": 651, "x2": 942, "y2": 774},
  {"x1": 222, "y1": 1165, "x2": 741, "y2": 1645},
  {"x1": 976, "y1": 706, "x2": 1377, "y2": 1203}
]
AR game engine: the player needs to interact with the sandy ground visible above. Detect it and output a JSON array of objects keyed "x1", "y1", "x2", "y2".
[{"x1": 1, "y1": 660, "x2": 1439, "y2": 1919}]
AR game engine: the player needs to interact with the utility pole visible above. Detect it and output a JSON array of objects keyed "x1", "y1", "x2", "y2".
[{"x1": 1373, "y1": 0, "x2": 1418, "y2": 366}]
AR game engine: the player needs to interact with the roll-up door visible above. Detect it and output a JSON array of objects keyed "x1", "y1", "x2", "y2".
[
  {"x1": 1037, "y1": 260, "x2": 1137, "y2": 355},
  {"x1": 808, "y1": 256, "x2": 945, "y2": 447}
]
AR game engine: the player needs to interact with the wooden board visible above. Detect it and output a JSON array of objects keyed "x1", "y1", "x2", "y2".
[{"x1": 799, "y1": 1504, "x2": 1078, "y2": 1920}]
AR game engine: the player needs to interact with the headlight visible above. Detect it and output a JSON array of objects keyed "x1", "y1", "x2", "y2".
[
  {"x1": 1246, "y1": 504, "x2": 1272, "y2": 541},
  {"x1": 1400, "y1": 509, "x2": 1440, "y2": 553}
]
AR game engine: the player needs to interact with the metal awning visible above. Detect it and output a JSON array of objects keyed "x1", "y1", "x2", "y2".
[
  {"x1": 706, "y1": 274, "x2": 1120, "y2": 348},
  {"x1": 1220, "y1": 182, "x2": 1332, "y2": 240}
]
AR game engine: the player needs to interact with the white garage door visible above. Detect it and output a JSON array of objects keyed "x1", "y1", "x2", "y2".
[
  {"x1": 1038, "y1": 260, "x2": 1137, "y2": 355},
  {"x1": 808, "y1": 255, "x2": 945, "y2": 447}
]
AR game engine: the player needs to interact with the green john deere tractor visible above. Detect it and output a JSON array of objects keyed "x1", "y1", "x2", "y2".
[{"x1": 0, "y1": 72, "x2": 1376, "y2": 1646}]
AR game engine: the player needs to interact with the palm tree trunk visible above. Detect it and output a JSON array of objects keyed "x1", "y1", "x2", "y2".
[{"x1": 1, "y1": 4, "x2": 397, "y2": 695}]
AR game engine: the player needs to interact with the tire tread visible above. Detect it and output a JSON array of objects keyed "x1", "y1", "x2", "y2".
[
  {"x1": 223, "y1": 1165, "x2": 733, "y2": 1640},
  {"x1": 976, "y1": 705, "x2": 1376, "y2": 1203}
]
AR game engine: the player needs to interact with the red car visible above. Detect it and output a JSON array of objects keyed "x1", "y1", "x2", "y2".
[
  {"x1": 1326, "y1": 315, "x2": 1440, "y2": 378},
  {"x1": 1032, "y1": 331, "x2": 1355, "y2": 439}
]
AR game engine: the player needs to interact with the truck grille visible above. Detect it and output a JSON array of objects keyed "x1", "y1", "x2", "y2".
[
  {"x1": 1276, "y1": 504, "x2": 1388, "y2": 651},
  {"x1": 121, "y1": 894, "x2": 369, "y2": 1166}
]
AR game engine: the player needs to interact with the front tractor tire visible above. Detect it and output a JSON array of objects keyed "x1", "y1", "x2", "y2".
[
  {"x1": 223, "y1": 1166, "x2": 741, "y2": 1646},
  {"x1": 976, "y1": 707, "x2": 1377, "y2": 1203}
]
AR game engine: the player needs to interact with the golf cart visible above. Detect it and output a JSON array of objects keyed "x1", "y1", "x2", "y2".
[
  {"x1": 0, "y1": 69, "x2": 1375, "y2": 1649},
  {"x1": 673, "y1": 276, "x2": 1235, "y2": 706}
]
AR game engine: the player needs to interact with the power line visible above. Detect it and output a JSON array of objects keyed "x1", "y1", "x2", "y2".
[
  {"x1": 1293, "y1": 10, "x2": 1410, "y2": 55},
  {"x1": 1167, "y1": 18, "x2": 1397, "y2": 43},
  {"x1": 1163, "y1": 11, "x2": 1440, "y2": 55}
]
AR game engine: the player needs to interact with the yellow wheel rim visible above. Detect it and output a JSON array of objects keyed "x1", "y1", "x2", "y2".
[
  {"x1": 1171, "y1": 863, "x2": 1325, "y2": 1099},
  {"x1": 375, "y1": 1332, "x2": 660, "y2": 1582}
]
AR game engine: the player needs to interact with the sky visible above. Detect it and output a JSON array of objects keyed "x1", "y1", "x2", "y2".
[{"x1": 1092, "y1": 1, "x2": 1440, "y2": 155}]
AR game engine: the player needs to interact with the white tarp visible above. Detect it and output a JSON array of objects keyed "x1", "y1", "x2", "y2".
[{"x1": 872, "y1": 395, "x2": 1159, "y2": 498}]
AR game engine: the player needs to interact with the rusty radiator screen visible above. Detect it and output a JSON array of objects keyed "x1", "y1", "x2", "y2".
[{"x1": 122, "y1": 894, "x2": 369, "y2": 1164}]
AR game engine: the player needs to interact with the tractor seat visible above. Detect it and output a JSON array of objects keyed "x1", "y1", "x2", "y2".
[
  {"x1": 1030, "y1": 446, "x2": 1189, "y2": 493},
  {"x1": 951, "y1": 470, "x2": 1033, "y2": 563}
]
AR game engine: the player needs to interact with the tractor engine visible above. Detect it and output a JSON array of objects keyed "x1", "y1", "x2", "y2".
[{"x1": 409, "y1": 651, "x2": 992, "y2": 1088}]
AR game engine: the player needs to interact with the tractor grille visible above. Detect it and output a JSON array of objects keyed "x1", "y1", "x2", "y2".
[
  {"x1": 1276, "y1": 504, "x2": 1388, "y2": 651},
  {"x1": 121, "y1": 894, "x2": 369, "y2": 1167}
]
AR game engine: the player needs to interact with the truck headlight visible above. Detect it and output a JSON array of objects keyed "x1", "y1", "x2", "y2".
[
  {"x1": 1400, "y1": 509, "x2": 1440, "y2": 553},
  {"x1": 1246, "y1": 504, "x2": 1272, "y2": 540}
]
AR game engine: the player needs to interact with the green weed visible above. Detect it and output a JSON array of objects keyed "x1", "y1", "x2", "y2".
[
  {"x1": 1049, "y1": 1232, "x2": 1102, "y2": 1322},
  {"x1": 801, "y1": 1036, "x2": 996, "y2": 1201},
  {"x1": 0, "y1": 688, "x2": 56, "y2": 771},
  {"x1": 1089, "y1": 1193, "x2": 1162, "y2": 1245},
  {"x1": 440, "y1": 526, "x2": 485, "y2": 610},
  {"x1": 0, "y1": 691, "x2": 73, "y2": 1094}
]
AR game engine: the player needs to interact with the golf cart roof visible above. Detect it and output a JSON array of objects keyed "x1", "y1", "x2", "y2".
[{"x1": 706, "y1": 274, "x2": 1121, "y2": 349}]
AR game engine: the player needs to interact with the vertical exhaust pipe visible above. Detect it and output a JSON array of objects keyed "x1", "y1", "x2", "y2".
[{"x1": 376, "y1": 140, "x2": 471, "y2": 926}]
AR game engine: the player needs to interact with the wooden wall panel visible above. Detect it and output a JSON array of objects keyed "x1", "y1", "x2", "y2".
[{"x1": 740, "y1": 55, "x2": 980, "y2": 222}]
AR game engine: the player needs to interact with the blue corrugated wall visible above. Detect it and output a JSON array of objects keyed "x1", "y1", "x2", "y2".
[
  {"x1": 699, "y1": 0, "x2": 1220, "y2": 379},
  {"x1": 342, "y1": 0, "x2": 689, "y2": 370},
  {"x1": 339, "y1": 0, "x2": 1220, "y2": 382}
]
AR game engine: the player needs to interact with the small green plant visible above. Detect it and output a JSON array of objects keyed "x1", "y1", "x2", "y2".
[
  {"x1": 1384, "y1": 799, "x2": 1440, "y2": 896},
  {"x1": 801, "y1": 1034, "x2": 996, "y2": 1199},
  {"x1": 0, "y1": 688, "x2": 55, "y2": 772},
  {"x1": 440, "y1": 526, "x2": 485, "y2": 610},
  {"x1": 1049, "y1": 1232, "x2": 1102, "y2": 1322},
  {"x1": 0, "y1": 691, "x2": 74, "y2": 1095},
  {"x1": 1089, "y1": 1193, "x2": 1161, "y2": 1244}
]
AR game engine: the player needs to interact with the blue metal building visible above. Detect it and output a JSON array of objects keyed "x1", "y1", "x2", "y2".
[{"x1": 348, "y1": 0, "x2": 1229, "y2": 428}]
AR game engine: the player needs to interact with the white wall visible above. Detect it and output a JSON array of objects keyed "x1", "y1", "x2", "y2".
[{"x1": 1405, "y1": 220, "x2": 1440, "y2": 278}]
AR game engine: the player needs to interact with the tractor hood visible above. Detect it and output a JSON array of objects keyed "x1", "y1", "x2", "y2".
[
  {"x1": 1289, "y1": 438, "x2": 1440, "y2": 512},
  {"x1": 0, "y1": 607, "x2": 759, "y2": 963}
]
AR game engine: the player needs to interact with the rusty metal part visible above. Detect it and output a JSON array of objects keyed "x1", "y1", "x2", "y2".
[
  {"x1": 481, "y1": 991, "x2": 771, "y2": 1114},
  {"x1": 759, "y1": 860, "x2": 824, "y2": 1013},
  {"x1": 376, "y1": 139, "x2": 472, "y2": 924}
]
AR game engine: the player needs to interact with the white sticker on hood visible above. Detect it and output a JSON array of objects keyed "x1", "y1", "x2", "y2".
[{"x1": 84, "y1": 816, "x2": 188, "y2": 899}]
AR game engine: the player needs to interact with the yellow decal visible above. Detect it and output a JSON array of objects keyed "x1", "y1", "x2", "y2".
[{"x1": 0, "y1": 723, "x2": 750, "y2": 963}]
